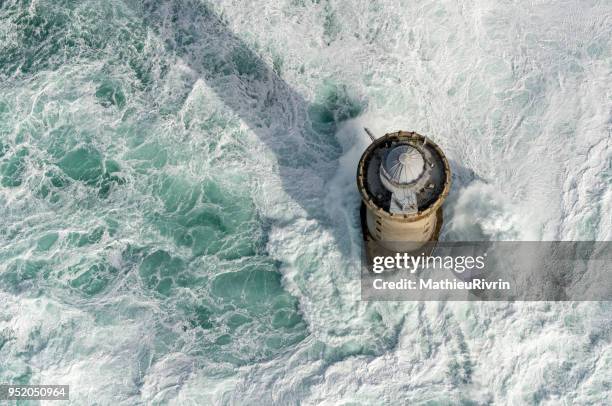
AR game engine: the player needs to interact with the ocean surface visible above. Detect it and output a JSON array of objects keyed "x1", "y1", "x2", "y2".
[{"x1": 0, "y1": 0, "x2": 610, "y2": 404}]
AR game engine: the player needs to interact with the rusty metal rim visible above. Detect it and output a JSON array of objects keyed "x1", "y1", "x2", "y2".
[{"x1": 356, "y1": 131, "x2": 451, "y2": 222}]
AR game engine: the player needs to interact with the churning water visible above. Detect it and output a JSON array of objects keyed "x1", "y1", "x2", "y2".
[{"x1": 0, "y1": 0, "x2": 610, "y2": 404}]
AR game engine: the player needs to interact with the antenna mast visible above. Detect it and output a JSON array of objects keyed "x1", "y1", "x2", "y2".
[{"x1": 364, "y1": 127, "x2": 376, "y2": 142}]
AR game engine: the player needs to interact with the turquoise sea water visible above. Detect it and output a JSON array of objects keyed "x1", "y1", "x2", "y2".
[{"x1": 1, "y1": 0, "x2": 611, "y2": 404}]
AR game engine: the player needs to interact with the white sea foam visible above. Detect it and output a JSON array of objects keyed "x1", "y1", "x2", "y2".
[{"x1": 208, "y1": 0, "x2": 611, "y2": 404}]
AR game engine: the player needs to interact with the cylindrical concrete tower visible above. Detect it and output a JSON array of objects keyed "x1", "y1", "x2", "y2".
[{"x1": 357, "y1": 130, "x2": 451, "y2": 256}]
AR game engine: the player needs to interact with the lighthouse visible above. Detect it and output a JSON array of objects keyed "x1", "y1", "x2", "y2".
[{"x1": 357, "y1": 130, "x2": 451, "y2": 258}]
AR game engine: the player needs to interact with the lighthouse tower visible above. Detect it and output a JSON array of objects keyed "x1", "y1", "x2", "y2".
[{"x1": 357, "y1": 130, "x2": 451, "y2": 255}]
